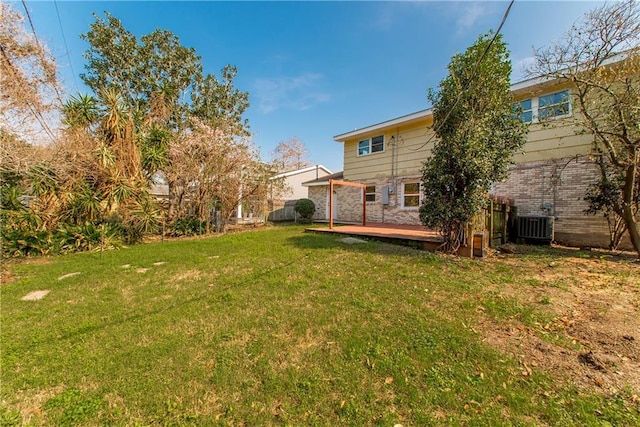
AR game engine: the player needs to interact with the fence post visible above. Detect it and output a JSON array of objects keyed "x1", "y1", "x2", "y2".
[
  {"x1": 100, "y1": 224, "x2": 104, "y2": 259},
  {"x1": 489, "y1": 198, "x2": 494, "y2": 247},
  {"x1": 502, "y1": 203, "x2": 508, "y2": 244}
]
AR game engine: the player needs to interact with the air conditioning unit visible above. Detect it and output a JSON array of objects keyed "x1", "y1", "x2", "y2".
[{"x1": 517, "y1": 216, "x2": 554, "y2": 241}]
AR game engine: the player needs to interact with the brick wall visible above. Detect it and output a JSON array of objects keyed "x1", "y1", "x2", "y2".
[
  {"x1": 307, "y1": 185, "x2": 365, "y2": 222},
  {"x1": 308, "y1": 186, "x2": 327, "y2": 221},
  {"x1": 336, "y1": 177, "x2": 422, "y2": 226},
  {"x1": 493, "y1": 156, "x2": 630, "y2": 248}
]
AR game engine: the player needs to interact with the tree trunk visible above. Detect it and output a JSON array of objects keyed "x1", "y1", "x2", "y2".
[
  {"x1": 168, "y1": 181, "x2": 183, "y2": 221},
  {"x1": 621, "y1": 163, "x2": 640, "y2": 259}
]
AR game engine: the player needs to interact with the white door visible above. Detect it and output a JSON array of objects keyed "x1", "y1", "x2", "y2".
[{"x1": 326, "y1": 189, "x2": 338, "y2": 220}]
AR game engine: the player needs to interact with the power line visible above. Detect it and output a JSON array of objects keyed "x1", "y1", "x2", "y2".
[
  {"x1": 20, "y1": 0, "x2": 65, "y2": 105},
  {"x1": 412, "y1": 0, "x2": 515, "y2": 152},
  {"x1": 0, "y1": 43, "x2": 57, "y2": 143},
  {"x1": 54, "y1": 0, "x2": 80, "y2": 93}
]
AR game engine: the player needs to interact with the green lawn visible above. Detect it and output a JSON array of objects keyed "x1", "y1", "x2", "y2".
[{"x1": 1, "y1": 225, "x2": 638, "y2": 425}]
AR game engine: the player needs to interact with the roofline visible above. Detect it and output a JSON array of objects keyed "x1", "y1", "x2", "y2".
[
  {"x1": 271, "y1": 164, "x2": 332, "y2": 179},
  {"x1": 302, "y1": 181, "x2": 332, "y2": 187},
  {"x1": 333, "y1": 51, "x2": 631, "y2": 142},
  {"x1": 302, "y1": 171, "x2": 344, "y2": 186},
  {"x1": 333, "y1": 109, "x2": 433, "y2": 142}
]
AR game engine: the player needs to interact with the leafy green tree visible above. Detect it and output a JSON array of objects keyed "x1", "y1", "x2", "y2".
[
  {"x1": 530, "y1": 0, "x2": 640, "y2": 258},
  {"x1": 420, "y1": 32, "x2": 528, "y2": 253},
  {"x1": 80, "y1": 13, "x2": 252, "y2": 221}
]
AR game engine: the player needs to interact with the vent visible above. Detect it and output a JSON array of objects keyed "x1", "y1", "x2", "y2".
[{"x1": 517, "y1": 216, "x2": 554, "y2": 240}]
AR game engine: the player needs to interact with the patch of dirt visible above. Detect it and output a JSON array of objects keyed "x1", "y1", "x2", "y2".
[
  {"x1": 12, "y1": 385, "x2": 63, "y2": 425},
  {"x1": 478, "y1": 248, "x2": 640, "y2": 400},
  {"x1": 1, "y1": 257, "x2": 52, "y2": 285}
]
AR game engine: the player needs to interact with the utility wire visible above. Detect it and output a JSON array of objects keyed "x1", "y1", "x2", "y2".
[
  {"x1": 54, "y1": 0, "x2": 80, "y2": 93},
  {"x1": 20, "y1": 0, "x2": 65, "y2": 105},
  {"x1": 0, "y1": 44, "x2": 57, "y2": 143},
  {"x1": 412, "y1": 0, "x2": 515, "y2": 151}
]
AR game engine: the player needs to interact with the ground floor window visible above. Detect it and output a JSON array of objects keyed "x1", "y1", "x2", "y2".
[
  {"x1": 365, "y1": 185, "x2": 376, "y2": 202},
  {"x1": 402, "y1": 182, "x2": 421, "y2": 208}
]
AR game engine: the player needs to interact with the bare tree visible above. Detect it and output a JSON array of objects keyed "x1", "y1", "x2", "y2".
[
  {"x1": 166, "y1": 119, "x2": 272, "y2": 224},
  {"x1": 0, "y1": 2, "x2": 61, "y2": 145},
  {"x1": 529, "y1": 0, "x2": 640, "y2": 257},
  {"x1": 271, "y1": 137, "x2": 311, "y2": 171}
]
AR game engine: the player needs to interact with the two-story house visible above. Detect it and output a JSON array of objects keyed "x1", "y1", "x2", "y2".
[{"x1": 306, "y1": 75, "x2": 617, "y2": 248}]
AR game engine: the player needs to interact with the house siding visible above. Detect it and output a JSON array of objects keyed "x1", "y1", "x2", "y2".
[
  {"x1": 343, "y1": 121, "x2": 436, "y2": 181},
  {"x1": 334, "y1": 79, "x2": 630, "y2": 249}
]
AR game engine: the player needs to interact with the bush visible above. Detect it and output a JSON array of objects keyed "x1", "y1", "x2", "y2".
[
  {"x1": 168, "y1": 217, "x2": 208, "y2": 237},
  {"x1": 294, "y1": 199, "x2": 315, "y2": 221}
]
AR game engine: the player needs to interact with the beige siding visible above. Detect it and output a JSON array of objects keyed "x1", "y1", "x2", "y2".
[
  {"x1": 516, "y1": 119, "x2": 592, "y2": 163},
  {"x1": 343, "y1": 121, "x2": 436, "y2": 181},
  {"x1": 342, "y1": 115, "x2": 591, "y2": 181}
]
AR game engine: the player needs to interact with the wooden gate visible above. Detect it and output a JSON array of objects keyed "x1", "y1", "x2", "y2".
[{"x1": 479, "y1": 197, "x2": 512, "y2": 247}]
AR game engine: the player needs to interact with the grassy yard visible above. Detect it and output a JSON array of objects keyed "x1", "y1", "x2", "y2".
[{"x1": 1, "y1": 225, "x2": 639, "y2": 425}]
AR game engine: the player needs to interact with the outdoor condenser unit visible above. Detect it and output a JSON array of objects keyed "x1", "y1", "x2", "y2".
[{"x1": 517, "y1": 216, "x2": 554, "y2": 241}]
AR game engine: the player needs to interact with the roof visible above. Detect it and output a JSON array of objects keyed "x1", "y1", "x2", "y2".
[
  {"x1": 302, "y1": 171, "x2": 344, "y2": 186},
  {"x1": 333, "y1": 51, "x2": 630, "y2": 143},
  {"x1": 333, "y1": 109, "x2": 433, "y2": 142},
  {"x1": 270, "y1": 165, "x2": 332, "y2": 180}
]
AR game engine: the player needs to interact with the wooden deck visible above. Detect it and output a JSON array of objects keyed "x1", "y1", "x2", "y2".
[
  {"x1": 306, "y1": 223, "x2": 450, "y2": 252},
  {"x1": 307, "y1": 223, "x2": 478, "y2": 257}
]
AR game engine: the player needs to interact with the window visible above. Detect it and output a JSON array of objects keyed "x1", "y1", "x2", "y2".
[
  {"x1": 357, "y1": 135, "x2": 384, "y2": 156},
  {"x1": 513, "y1": 98, "x2": 533, "y2": 123},
  {"x1": 402, "y1": 182, "x2": 421, "y2": 209},
  {"x1": 538, "y1": 90, "x2": 570, "y2": 120},
  {"x1": 365, "y1": 185, "x2": 376, "y2": 202},
  {"x1": 513, "y1": 90, "x2": 571, "y2": 123}
]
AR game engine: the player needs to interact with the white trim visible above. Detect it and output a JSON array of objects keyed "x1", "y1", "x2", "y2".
[
  {"x1": 271, "y1": 165, "x2": 332, "y2": 180},
  {"x1": 511, "y1": 51, "x2": 629, "y2": 93},
  {"x1": 401, "y1": 181, "x2": 422, "y2": 210},
  {"x1": 516, "y1": 89, "x2": 572, "y2": 124},
  {"x1": 304, "y1": 181, "x2": 333, "y2": 187},
  {"x1": 357, "y1": 135, "x2": 385, "y2": 157},
  {"x1": 334, "y1": 109, "x2": 433, "y2": 142},
  {"x1": 326, "y1": 189, "x2": 338, "y2": 221},
  {"x1": 360, "y1": 184, "x2": 377, "y2": 204}
]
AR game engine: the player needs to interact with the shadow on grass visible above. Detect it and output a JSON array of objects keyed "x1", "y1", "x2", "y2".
[
  {"x1": 512, "y1": 243, "x2": 639, "y2": 265},
  {"x1": 286, "y1": 231, "x2": 441, "y2": 259},
  {"x1": 289, "y1": 229, "x2": 639, "y2": 267}
]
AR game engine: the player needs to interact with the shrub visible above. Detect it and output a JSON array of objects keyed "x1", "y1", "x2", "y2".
[
  {"x1": 294, "y1": 199, "x2": 315, "y2": 220},
  {"x1": 168, "y1": 217, "x2": 208, "y2": 237}
]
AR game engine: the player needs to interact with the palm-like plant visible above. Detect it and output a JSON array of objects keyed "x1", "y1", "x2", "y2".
[{"x1": 62, "y1": 94, "x2": 99, "y2": 130}]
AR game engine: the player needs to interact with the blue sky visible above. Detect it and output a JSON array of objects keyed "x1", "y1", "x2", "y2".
[{"x1": 22, "y1": 0, "x2": 603, "y2": 172}]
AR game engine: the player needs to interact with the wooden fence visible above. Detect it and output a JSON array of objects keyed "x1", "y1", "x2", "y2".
[{"x1": 474, "y1": 197, "x2": 516, "y2": 248}]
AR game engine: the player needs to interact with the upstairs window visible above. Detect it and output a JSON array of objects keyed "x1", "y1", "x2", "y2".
[
  {"x1": 513, "y1": 90, "x2": 571, "y2": 123},
  {"x1": 538, "y1": 90, "x2": 570, "y2": 120},
  {"x1": 513, "y1": 98, "x2": 533, "y2": 123},
  {"x1": 357, "y1": 135, "x2": 384, "y2": 156}
]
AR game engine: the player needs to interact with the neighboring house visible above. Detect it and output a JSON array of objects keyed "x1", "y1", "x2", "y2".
[
  {"x1": 268, "y1": 165, "x2": 332, "y2": 221},
  {"x1": 149, "y1": 171, "x2": 169, "y2": 201},
  {"x1": 312, "y1": 76, "x2": 625, "y2": 248}
]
